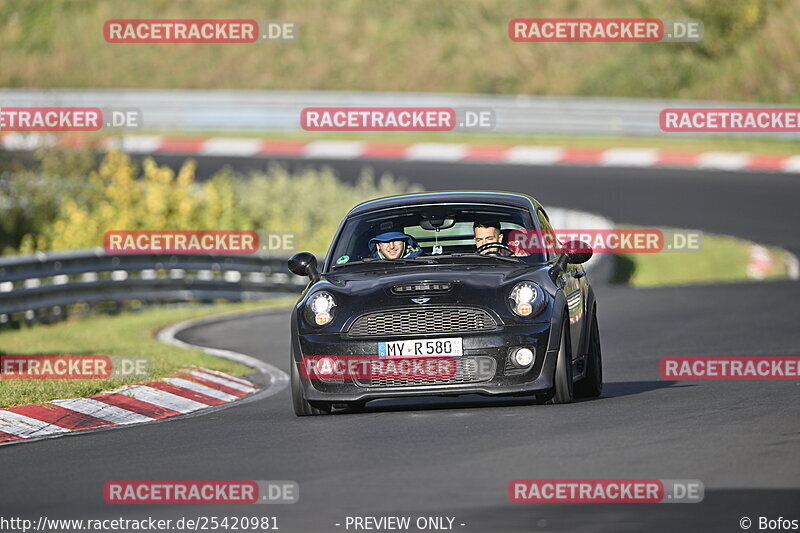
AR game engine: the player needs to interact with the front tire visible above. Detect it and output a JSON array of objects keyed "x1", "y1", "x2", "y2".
[
  {"x1": 545, "y1": 320, "x2": 574, "y2": 404},
  {"x1": 291, "y1": 358, "x2": 332, "y2": 416},
  {"x1": 574, "y1": 310, "x2": 603, "y2": 398}
]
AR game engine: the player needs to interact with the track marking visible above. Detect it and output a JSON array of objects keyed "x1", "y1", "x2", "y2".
[
  {"x1": 164, "y1": 377, "x2": 240, "y2": 402},
  {"x1": 0, "y1": 410, "x2": 73, "y2": 438},
  {"x1": 50, "y1": 398, "x2": 155, "y2": 424}
]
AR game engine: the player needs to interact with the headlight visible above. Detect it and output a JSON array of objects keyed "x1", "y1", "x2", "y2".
[
  {"x1": 306, "y1": 291, "x2": 336, "y2": 326},
  {"x1": 508, "y1": 282, "x2": 545, "y2": 318}
]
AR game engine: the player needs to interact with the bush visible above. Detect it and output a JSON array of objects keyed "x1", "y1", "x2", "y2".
[
  {"x1": 3, "y1": 149, "x2": 420, "y2": 256},
  {"x1": 235, "y1": 163, "x2": 420, "y2": 254},
  {"x1": 0, "y1": 148, "x2": 98, "y2": 254}
]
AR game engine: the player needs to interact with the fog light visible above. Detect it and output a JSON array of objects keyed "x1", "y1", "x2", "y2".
[
  {"x1": 316, "y1": 356, "x2": 336, "y2": 376},
  {"x1": 513, "y1": 347, "x2": 534, "y2": 367}
]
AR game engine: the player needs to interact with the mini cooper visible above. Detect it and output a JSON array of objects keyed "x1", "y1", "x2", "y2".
[{"x1": 288, "y1": 191, "x2": 602, "y2": 415}]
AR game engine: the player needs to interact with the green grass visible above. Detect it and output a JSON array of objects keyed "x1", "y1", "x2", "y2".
[
  {"x1": 1, "y1": 0, "x2": 799, "y2": 103},
  {"x1": 615, "y1": 230, "x2": 793, "y2": 287},
  {"x1": 0, "y1": 299, "x2": 295, "y2": 408}
]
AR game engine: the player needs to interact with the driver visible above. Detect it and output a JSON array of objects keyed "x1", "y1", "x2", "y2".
[
  {"x1": 473, "y1": 220, "x2": 528, "y2": 256},
  {"x1": 369, "y1": 231, "x2": 423, "y2": 259}
]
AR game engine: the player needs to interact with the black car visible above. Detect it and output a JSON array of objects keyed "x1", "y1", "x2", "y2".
[{"x1": 287, "y1": 191, "x2": 602, "y2": 416}]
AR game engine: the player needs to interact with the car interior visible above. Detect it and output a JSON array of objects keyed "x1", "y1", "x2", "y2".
[{"x1": 332, "y1": 205, "x2": 540, "y2": 262}]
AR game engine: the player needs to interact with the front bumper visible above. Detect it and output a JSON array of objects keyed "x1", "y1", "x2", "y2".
[{"x1": 293, "y1": 323, "x2": 559, "y2": 402}]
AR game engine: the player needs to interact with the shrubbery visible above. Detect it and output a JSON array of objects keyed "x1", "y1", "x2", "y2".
[{"x1": 1, "y1": 149, "x2": 419, "y2": 256}]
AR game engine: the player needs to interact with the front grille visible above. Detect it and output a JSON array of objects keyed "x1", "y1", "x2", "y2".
[
  {"x1": 354, "y1": 356, "x2": 496, "y2": 388},
  {"x1": 348, "y1": 307, "x2": 497, "y2": 337}
]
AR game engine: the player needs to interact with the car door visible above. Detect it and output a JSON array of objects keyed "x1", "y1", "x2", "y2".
[{"x1": 538, "y1": 207, "x2": 586, "y2": 360}]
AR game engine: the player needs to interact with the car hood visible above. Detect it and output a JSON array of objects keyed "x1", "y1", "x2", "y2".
[{"x1": 302, "y1": 263, "x2": 556, "y2": 324}]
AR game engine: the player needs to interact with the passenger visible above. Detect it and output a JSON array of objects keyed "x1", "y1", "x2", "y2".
[{"x1": 368, "y1": 231, "x2": 423, "y2": 259}]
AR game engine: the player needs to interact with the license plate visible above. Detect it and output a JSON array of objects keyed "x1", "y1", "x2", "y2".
[{"x1": 378, "y1": 337, "x2": 463, "y2": 357}]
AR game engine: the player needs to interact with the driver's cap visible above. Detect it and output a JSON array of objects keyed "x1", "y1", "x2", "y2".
[{"x1": 369, "y1": 231, "x2": 411, "y2": 251}]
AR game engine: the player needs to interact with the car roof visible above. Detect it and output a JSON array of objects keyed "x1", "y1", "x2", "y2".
[{"x1": 347, "y1": 191, "x2": 541, "y2": 217}]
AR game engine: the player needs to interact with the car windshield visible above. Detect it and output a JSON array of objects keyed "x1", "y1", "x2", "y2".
[{"x1": 328, "y1": 203, "x2": 547, "y2": 269}]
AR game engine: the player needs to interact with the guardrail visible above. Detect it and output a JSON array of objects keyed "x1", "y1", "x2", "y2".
[
  {"x1": 1, "y1": 89, "x2": 797, "y2": 139},
  {"x1": 0, "y1": 208, "x2": 612, "y2": 327},
  {"x1": 0, "y1": 249, "x2": 306, "y2": 327}
]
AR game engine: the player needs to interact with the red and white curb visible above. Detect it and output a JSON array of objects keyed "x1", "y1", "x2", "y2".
[
  {"x1": 0, "y1": 368, "x2": 256, "y2": 444},
  {"x1": 0, "y1": 309, "x2": 289, "y2": 446},
  {"x1": 747, "y1": 244, "x2": 800, "y2": 280},
  {"x1": 2, "y1": 133, "x2": 800, "y2": 173},
  {"x1": 747, "y1": 244, "x2": 775, "y2": 280}
]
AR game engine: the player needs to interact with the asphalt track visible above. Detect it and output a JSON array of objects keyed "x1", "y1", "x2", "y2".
[{"x1": 1, "y1": 157, "x2": 799, "y2": 532}]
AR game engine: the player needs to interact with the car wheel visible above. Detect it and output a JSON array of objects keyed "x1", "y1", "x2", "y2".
[
  {"x1": 545, "y1": 319, "x2": 574, "y2": 405},
  {"x1": 574, "y1": 310, "x2": 603, "y2": 398},
  {"x1": 291, "y1": 358, "x2": 332, "y2": 416}
]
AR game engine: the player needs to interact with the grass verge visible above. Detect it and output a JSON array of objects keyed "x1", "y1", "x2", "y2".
[
  {"x1": 0, "y1": 298, "x2": 295, "y2": 408},
  {"x1": 614, "y1": 230, "x2": 794, "y2": 287},
  {"x1": 3, "y1": 0, "x2": 799, "y2": 104}
]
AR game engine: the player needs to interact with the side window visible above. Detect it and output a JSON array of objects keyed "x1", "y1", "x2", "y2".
[
  {"x1": 537, "y1": 207, "x2": 552, "y2": 231},
  {"x1": 536, "y1": 208, "x2": 557, "y2": 260}
]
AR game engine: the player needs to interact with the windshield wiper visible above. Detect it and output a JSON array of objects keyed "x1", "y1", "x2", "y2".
[
  {"x1": 448, "y1": 253, "x2": 523, "y2": 264},
  {"x1": 332, "y1": 257, "x2": 435, "y2": 268},
  {"x1": 332, "y1": 254, "x2": 523, "y2": 268}
]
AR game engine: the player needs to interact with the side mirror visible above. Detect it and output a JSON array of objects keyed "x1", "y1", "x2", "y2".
[
  {"x1": 288, "y1": 252, "x2": 320, "y2": 281},
  {"x1": 563, "y1": 240, "x2": 593, "y2": 264}
]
